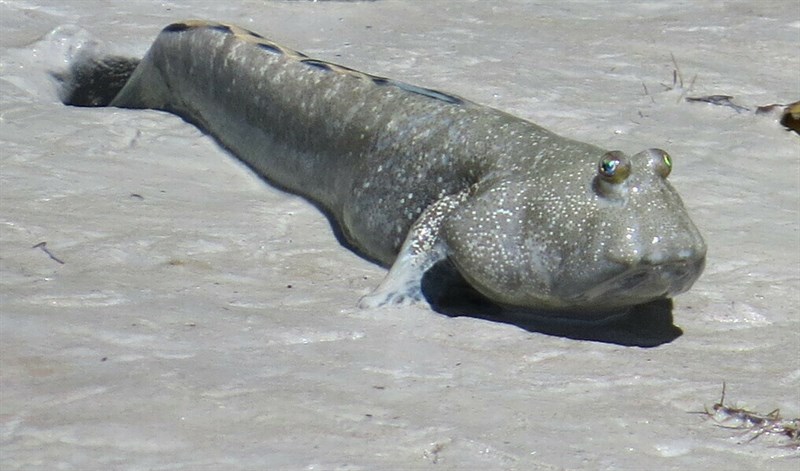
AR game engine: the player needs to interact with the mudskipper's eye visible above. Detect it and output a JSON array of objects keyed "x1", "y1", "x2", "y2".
[
  {"x1": 643, "y1": 148, "x2": 672, "y2": 178},
  {"x1": 658, "y1": 151, "x2": 672, "y2": 178},
  {"x1": 598, "y1": 151, "x2": 631, "y2": 184}
]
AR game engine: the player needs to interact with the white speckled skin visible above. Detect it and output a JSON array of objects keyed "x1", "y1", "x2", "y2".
[{"x1": 74, "y1": 20, "x2": 706, "y2": 318}]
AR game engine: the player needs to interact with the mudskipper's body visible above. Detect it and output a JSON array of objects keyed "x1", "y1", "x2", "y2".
[{"x1": 63, "y1": 20, "x2": 706, "y2": 319}]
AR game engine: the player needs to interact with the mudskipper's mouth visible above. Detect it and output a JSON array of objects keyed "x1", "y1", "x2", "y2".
[{"x1": 567, "y1": 256, "x2": 706, "y2": 307}]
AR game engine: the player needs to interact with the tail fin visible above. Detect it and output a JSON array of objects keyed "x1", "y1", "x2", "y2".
[{"x1": 60, "y1": 55, "x2": 139, "y2": 107}]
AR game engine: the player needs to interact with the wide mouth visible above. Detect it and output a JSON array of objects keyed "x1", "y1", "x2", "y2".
[{"x1": 564, "y1": 256, "x2": 706, "y2": 308}]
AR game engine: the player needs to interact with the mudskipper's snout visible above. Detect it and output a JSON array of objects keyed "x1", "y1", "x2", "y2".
[
  {"x1": 616, "y1": 253, "x2": 706, "y2": 300},
  {"x1": 640, "y1": 228, "x2": 707, "y2": 297},
  {"x1": 564, "y1": 238, "x2": 706, "y2": 314}
]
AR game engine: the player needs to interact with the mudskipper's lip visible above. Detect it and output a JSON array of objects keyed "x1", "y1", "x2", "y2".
[{"x1": 565, "y1": 256, "x2": 706, "y2": 306}]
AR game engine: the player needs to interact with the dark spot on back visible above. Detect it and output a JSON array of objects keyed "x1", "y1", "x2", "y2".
[
  {"x1": 210, "y1": 24, "x2": 233, "y2": 34},
  {"x1": 247, "y1": 30, "x2": 265, "y2": 39},
  {"x1": 374, "y1": 78, "x2": 463, "y2": 105},
  {"x1": 301, "y1": 59, "x2": 333, "y2": 72},
  {"x1": 257, "y1": 42, "x2": 283, "y2": 55},
  {"x1": 396, "y1": 82, "x2": 462, "y2": 104},
  {"x1": 163, "y1": 23, "x2": 191, "y2": 33}
]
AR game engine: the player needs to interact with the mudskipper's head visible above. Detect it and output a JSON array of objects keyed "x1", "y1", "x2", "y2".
[{"x1": 444, "y1": 148, "x2": 706, "y2": 319}]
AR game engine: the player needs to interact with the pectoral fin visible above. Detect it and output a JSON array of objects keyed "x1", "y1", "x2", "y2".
[{"x1": 358, "y1": 189, "x2": 470, "y2": 308}]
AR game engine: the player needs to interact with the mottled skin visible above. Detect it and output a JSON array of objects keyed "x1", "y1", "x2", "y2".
[{"x1": 65, "y1": 20, "x2": 706, "y2": 319}]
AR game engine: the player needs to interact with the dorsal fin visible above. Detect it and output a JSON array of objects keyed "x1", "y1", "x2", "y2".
[{"x1": 161, "y1": 20, "x2": 465, "y2": 106}]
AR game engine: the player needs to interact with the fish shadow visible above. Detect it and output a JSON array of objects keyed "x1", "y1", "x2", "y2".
[{"x1": 420, "y1": 260, "x2": 682, "y2": 348}]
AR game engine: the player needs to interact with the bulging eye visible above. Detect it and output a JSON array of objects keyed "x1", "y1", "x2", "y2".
[
  {"x1": 644, "y1": 148, "x2": 672, "y2": 178},
  {"x1": 598, "y1": 151, "x2": 631, "y2": 184}
]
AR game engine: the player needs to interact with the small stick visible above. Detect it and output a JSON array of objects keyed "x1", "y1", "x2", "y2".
[
  {"x1": 641, "y1": 82, "x2": 655, "y2": 104},
  {"x1": 670, "y1": 52, "x2": 684, "y2": 89},
  {"x1": 32, "y1": 241, "x2": 65, "y2": 264}
]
